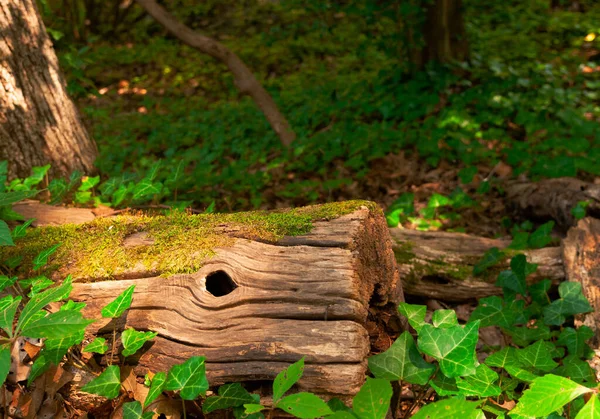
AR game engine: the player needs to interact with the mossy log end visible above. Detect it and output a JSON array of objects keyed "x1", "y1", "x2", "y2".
[
  {"x1": 5, "y1": 201, "x2": 400, "y2": 398},
  {"x1": 391, "y1": 229, "x2": 564, "y2": 301}
]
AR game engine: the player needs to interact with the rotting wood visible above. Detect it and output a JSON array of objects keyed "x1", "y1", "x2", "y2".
[
  {"x1": 12, "y1": 202, "x2": 400, "y2": 398},
  {"x1": 390, "y1": 229, "x2": 564, "y2": 301},
  {"x1": 562, "y1": 217, "x2": 600, "y2": 347},
  {"x1": 506, "y1": 178, "x2": 600, "y2": 230}
]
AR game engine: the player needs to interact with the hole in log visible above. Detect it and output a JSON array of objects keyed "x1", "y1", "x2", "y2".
[
  {"x1": 205, "y1": 270, "x2": 237, "y2": 297},
  {"x1": 421, "y1": 275, "x2": 450, "y2": 285}
]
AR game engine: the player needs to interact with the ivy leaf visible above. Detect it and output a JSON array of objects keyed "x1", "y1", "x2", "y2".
[
  {"x1": 473, "y1": 247, "x2": 504, "y2": 275},
  {"x1": 79, "y1": 176, "x2": 100, "y2": 191},
  {"x1": 244, "y1": 403, "x2": 266, "y2": 415},
  {"x1": 368, "y1": 332, "x2": 434, "y2": 385},
  {"x1": 0, "y1": 276, "x2": 16, "y2": 293},
  {"x1": 203, "y1": 383, "x2": 256, "y2": 414},
  {"x1": 417, "y1": 321, "x2": 480, "y2": 378},
  {"x1": 556, "y1": 326, "x2": 594, "y2": 358},
  {"x1": 60, "y1": 300, "x2": 86, "y2": 312},
  {"x1": 543, "y1": 282, "x2": 592, "y2": 325},
  {"x1": 504, "y1": 323, "x2": 551, "y2": 346},
  {"x1": 411, "y1": 398, "x2": 479, "y2": 419},
  {"x1": 83, "y1": 337, "x2": 108, "y2": 354},
  {"x1": 273, "y1": 357, "x2": 304, "y2": 402},
  {"x1": 456, "y1": 364, "x2": 501, "y2": 397},
  {"x1": 575, "y1": 393, "x2": 600, "y2": 419},
  {"x1": 81, "y1": 365, "x2": 121, "y2": 399},
  {"x1": 28, "y1": 353, "x2": 52, "y2": 385},
  {"x1": 165, "y1": 356, "x2": 208, "y2": 400},
  {"x1": 0, "y1": 190, "x2": 38, "y2": 206},
  {"x1": 0, "y1": 345, "x2": 10, "y2": 384},
  {"x1": 101, "y1": 285, "x2": 135, "y2": 318},
  {"x1": 571, "y1": 201, "x2": 589, "y2": 221},
  {"x1": 528, "y1": 221, "x2": 554, "y2": 248},
  {"x1": 397, "y1": 303, "x2": 426, "y2": 333},
  {"x1": 121, "y1": 328, "x2": 158, "y2": 357},
  {"x1": 0, "y1": 295, "x2": 21, "y2": 337},
  {"x1": 485, "y1": 347, "x2": 519, "y2": 369},
  {"x1": 504, "y1": 365, "x2": 539, "y2": 383},
  {"x1": 0, "y1": 221, "x2": 13, "y2": 246},
  {"x1": 132, "y1": 180, "x2": 162, "y2": 200},
  {"x1": 12, "y1": 218, "x2": 34, "y2": 240},
  {"x1": 24, "y1": 165, "x2": 50, "y2": 188},
  {"x1": 510, "y1": 374, "x2": 592, "y2": 416},
  {"x1": 430, "y1": 372, "x2": 459, "y2": 396},
  {"x1": 554, "y1": 355, "x2": 596, "y2": 385},
  {"x1": 21, "y1": 310, "x2": 93, "y2": 339},
  {"x1": 516, "y1": 340, "x2": 558, "y2": 372},
  {"x1": 352, "y1": 377, "x2": 392, "y2": 419},
  {"x1": 165, "y1": 160, "x2": 185, "y2": 185},
  {"x1": 528, "y1": 279, "x2": 552, "y2": 306},
  {"x1": 32, "y1": 243, "x2": 61, "y2": 270},
  {"x1": 432, "y1": 310, "x2": 458, "y2": 328},
  {"x1": 16, "y1": 277, "x2": 72, "y2": 334},
  {"x1": 469, "y1": 296, "x2": 517, "y2": 328},
  {"x1": 144, "y1": 371, "x2": 166, "y2": 407},
  {"x1": 122, "y1": 401, "x2": 153, "y2": 419},
  {"x1": 276, "y1": 393, "x2": 333, "y2": 419},
  {"x1": 40, "y1": 330, "x2": 84, "y2": 365}
]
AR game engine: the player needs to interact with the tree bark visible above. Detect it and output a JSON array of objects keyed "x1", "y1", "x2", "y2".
[
  {"x1": 0, "y1": 0, "x2": 97, "y2": 179},
  {"x1": 409, "y1": 0, "x2": 469, "y2": 67},
  {"x1": 134, "y1": 0, "x2": 296, "y2": 148}
]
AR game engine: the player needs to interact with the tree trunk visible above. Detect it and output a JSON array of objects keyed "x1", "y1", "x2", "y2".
[
  {"x1": 409, "y1": 0, "x2": 469, "y2": 67},
  {"x1": 134, "y1": 0, "x2": 296, "y2": 148},
  {"x1": 0, "y1": 0, "x2": 98, "y2": 179}
]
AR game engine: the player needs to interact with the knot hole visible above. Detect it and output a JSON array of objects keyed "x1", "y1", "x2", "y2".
[{"x1": 205, "y1": 270, "x2": 237, "y2": 297}]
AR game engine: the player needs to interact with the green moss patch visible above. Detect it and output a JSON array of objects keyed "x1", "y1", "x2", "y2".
[{"x1": 1, "y1": 200, "x2": 377, "y2": 281}]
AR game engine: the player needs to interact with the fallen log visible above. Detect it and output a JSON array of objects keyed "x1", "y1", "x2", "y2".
[
  {"x1": 506, "y1": 178, "x2": 600, "y2": 230},
  {"x1": 391, "y1": 229, "x2": 564, "y2": 301},
  {"x1": 4, "y1": 201, "x2": 401, "y2": 399}
]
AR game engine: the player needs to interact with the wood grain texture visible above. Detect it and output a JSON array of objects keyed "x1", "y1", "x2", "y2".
[
  {"x1": 392, "y1": 229, "x2": 564, "y2": 301},
  {"x1": 562, "y1": 217, "x2": 600, "y2": 347},
  {"x1": 68, "y1": 205, "x2": 398, "y2": 396}
]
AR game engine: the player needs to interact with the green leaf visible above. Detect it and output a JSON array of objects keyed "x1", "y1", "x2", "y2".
[
  {"x1": 123, "y1": 401, "x2": 153, "y2": 419},
  {"x1": 504, "y1": 323, "x2": 552, "y2": 346},
  {"x1": 48, "y1": 178, "x2": 68, "y2": 204},
  {"x1": 275, "y1": 393, "x2": 332, "y2": 419},
  {"x1": 430, "y1": 372, "x2": 459, "y2": 396},
  {"x1": 529, "y1": 279, "x2": 552, "y2": 306},
  {"x1": 21, "y1": 310, "x2": 93, "y2": 339},
  {"x1": 327, "y1": 398, "x2": 352, "y2": 413},
  {"x1": 273, "y1": 357, "x2": 304, "y2": 402},
  {"x1": 24, "y1": 165, "x2": 50, "y2": 188},
  {"x1": 74, "y1": 191, "x2": 92, "y2": 204},
  {"x1": 368, "y1": 332, "x2": 434, "y2": 385},
  {"x1": 60, "y1": 300, "x2": 86, "y2": 312},
  {"x1": 473, "y1": 247, "x2": 504, "y2": 275},
  {"x1": 0, "y1": 221, "x2": 14, "y2": 246},
  {"x1": 417, "y1": 321, "x2": 480, "y2": 378},
  {"x1": 79, "y1": 176, "x2": 100, "y2": 191},
  {"x1": 543, "y1": 282, "x2": 592, "y2": 325},
  {"x1": 32, "y1": 243, "x2": 61, "y2": 270},
  {"x1": 571, "y1": 201, "x2": 590, "y2": 221},
  {"x1": 458, "y1": 167, "x2": 478, "y2": 184},
  {"x1": 528, "y1": 221, "x2": 555, "y2": 248},
  {"x1": 144, "y1": 371, "x2": 166, "y2": 407},
  {"x1": 81, "y1": 365, "x2": 121, "y2": 399},
  {"x1": 484, "y1": 347, "x2": 518, "y2": 369},
  {"x1": 0, "y1": 276, "x2": 16, "y2": 293},
  {"x1": 554, "y1": 355, "x2": 596, "y2": 385},
  {"x1": 165, "y1": 356, "x2": 208, "y2": 400},
  {"x1": 432, "y1": 310, "x2": 458, "y2": 327},
  {"x1": 352, "y1": 378, "x2": 392, "y2": 419},
  {"x1": 16, "y1": 277, "x2": 72, "y2": 334},
  {"x1": 203, "y1": 383, "x2": 256, "y2": 413},
  {"x1": 132, "y1": 180, "x2": 162, "y2": 200},
  {"x1": 28, "y1": 353, "x2": 52, "y2": 385},
  {"x1": 0, "y1": 345, "x2": 11, "y2": 384},
  {"x1": 244, "y1": 404, "x2": 266, "y2": 414},
  {"x1": 511, "y1": 374, "x2": 592, "y2": 416},
  {"x1": 24, "y1": 276, "x2": 55, "y2": 297},
  {"x1": 469, "y1": 296, "x2": 516, "y2": 328},
  {"x1": 427, "y1": 193, "x2": 451, "y2": 208},
  {"x1": 101, "y1": 285, "x2": 135, "y2": 318},
  {"x1": 165, "y1": 160, "x2": 185, "y2": 185},
  {"x1": 0, "y1": 295, "x2": 21, "y2": 337},
  {"x1": 0, "y1": 190, "x2": 38, "y2": 206},
  {"x1": 121, "y1": 328, "x2": 158, "y2": 357},
  {"x1": 556, "y1": 326, "x2": 594, "y2": 358},
  {"x1": 83, "y1": 337, "x2": 108, "y2": 354},
  {"x1": 504, "y1": 365, "x2": 539, "y2": 383},
  {"x1": 397, "y1": 303, "x2": 426, "y2": 333},
  {"x1": 12, "y1": 219, "x2": 34, "y2": 240},
  {"x1": 456, "y1": 364, "x2": 501, "y2": 397},
  {"x1": 411, "y1": 398, "x2": 479, "y2": 419},
  {"x1": 575, "y1": 394, "x2": 600, "y2": 419},
  {"x1": 515, "y1": 340, "x2": 558, "y2": 372}
]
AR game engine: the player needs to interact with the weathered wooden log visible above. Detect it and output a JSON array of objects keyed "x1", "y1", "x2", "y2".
[
  {"x1": 506, "y1": 178, "x2": 600, "y2": 230},
  {"x1": 562, "y1": 217, "x2": 600, "y2": 347},
  {"x1": 5, "y1": 201, "x2": 400, "y2": 398},
  {"x1": 391, "y1": 229, "x2": 564, "y2": 301}
]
